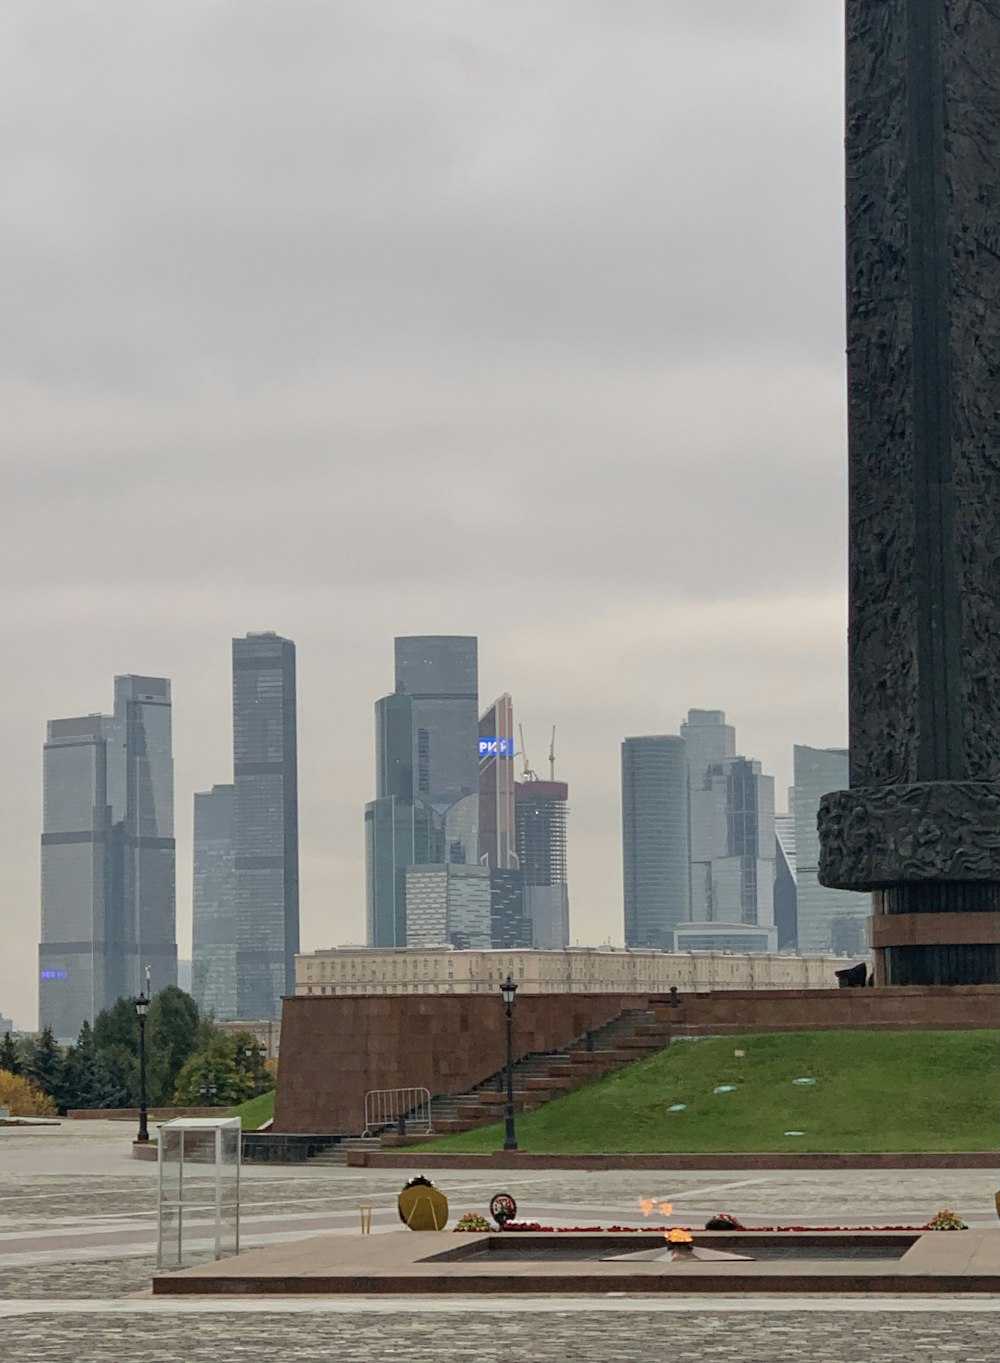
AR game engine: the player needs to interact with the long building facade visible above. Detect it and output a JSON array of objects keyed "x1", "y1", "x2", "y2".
[
  {"x1": 39, "y1": 676, "x2": 176, "y2": 1041},
  {"x1": 232, "y1": 633, "x2": 300, "y2": 1019},
  {"x1": 297, "y1": 946, "x2": 861, "y2": 997}
]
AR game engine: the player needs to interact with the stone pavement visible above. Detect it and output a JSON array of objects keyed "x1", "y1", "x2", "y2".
[
  {"x1": 0, "y1": 1307, "x2": 998, "y2": 1362},
  {"x1": 1, "y1": 1123, "x2": 997, "y2": 1360}
]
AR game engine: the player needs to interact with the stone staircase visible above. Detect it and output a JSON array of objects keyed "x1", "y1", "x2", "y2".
[
  {"x1": 307, "y1": 1135, "x2": 383, "y2": 1167},
  {"x1": 374, "y1": 1002, "x2": 676, "y2": 1145}
]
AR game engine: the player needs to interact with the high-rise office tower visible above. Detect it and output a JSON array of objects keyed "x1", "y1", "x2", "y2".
[
  {"x1": 39, "y1": 676, "x2": 176, "y2": 1041},
  {"x1": 478, "y1": 694, "x2": 530, "y2": 947},
  {"x1": 621, "y1": 735, "x2": 690, "y2": 951},
  {"x1": 40, "y1": 716, "x2": 113, "y2": 1042},
  {"x1": 108, "y1": 675, "x2": 177, "y2": 1000},
  {"x1": 394, "y1": 636, "x2": 479, "y2": 860},
  {"x1": 404, "y1": 864, "x2": 491, "y2": 949},
  {"x1": 232, "y1": 633, "x2": 299, "y2": 1019},
  {"x1": 679, "y1": 709, "x2": 775, "y2": 948},
  {"x1": 191, "y1": 784, "x2": 236, "y2": 1019},
  {"x1": 366, "y1": 688, "x2": 444, "y2": 947},
  {"x1": 774, "y1": 808, "x2": 798, "y2": 950},
  {"x1": 478, "y1": 695, "x2": 516, "y2": 869},
  {"x1": 682, "y1": 709, "x2": 736, "y2": 917},
  {"x1": 515, "y1": 780, "x2": 570, "y2": 949},
  {"x1": 794, "y1": 745, "x2": 869, "y2": 955}
]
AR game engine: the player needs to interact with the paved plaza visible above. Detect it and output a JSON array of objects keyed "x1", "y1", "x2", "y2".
[{"x1": 0, "y1": 1122, "x2": 997, "y2": 1360}]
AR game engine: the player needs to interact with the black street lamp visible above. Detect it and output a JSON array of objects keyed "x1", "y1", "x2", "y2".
[
  {"x1": 134, "y1": 990, "x2": 150, "y2": 1143},
  {"x1": 199, "y1": 1073, "x2": 219, "y2": 1105},
  {"x1": 499, "y1": 975, "x2": 518, "y2": 1152}
]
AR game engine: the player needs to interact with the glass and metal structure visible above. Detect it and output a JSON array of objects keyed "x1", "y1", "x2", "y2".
[{"x1": 157, "y1": 1117, "x2": 241, "y2": 1268}]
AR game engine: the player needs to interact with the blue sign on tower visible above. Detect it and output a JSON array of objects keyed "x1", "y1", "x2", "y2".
[{"x1": 478, "y1": 737, "x2": 513, "y2": 758}]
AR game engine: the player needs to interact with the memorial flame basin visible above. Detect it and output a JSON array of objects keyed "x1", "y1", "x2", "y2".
[{"x1": 151, "y1": 1226, "x2": 1000, "y2": 1295}]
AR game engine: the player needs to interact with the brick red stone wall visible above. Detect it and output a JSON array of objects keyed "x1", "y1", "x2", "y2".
[
  {"x1": 661, "y1": 985, "x2": 1000, "y2": 1033},
  {"x1": 274, "y1": 993, "x2": 646, "y2": 1134}
]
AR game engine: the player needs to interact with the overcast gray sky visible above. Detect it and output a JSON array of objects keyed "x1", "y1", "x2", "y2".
[{"x1": 0, "y1": 1, "x2": 848, "y2": 1030}]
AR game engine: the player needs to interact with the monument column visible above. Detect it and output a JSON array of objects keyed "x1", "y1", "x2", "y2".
[{"x1": 818, "y1": 0, "x2": 1000, "y2": 985}]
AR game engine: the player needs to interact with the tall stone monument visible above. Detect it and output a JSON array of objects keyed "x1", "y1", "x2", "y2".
[{"x1": 818, "y1": 1, "x2": 1000, "y2": 985}]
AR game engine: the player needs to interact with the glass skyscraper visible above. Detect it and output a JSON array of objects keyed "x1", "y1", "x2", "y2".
[
  {"x1": 191, "y1": 783, "x2": 236, "y2": 1019},
  {"x1": 515, "y1": 780, "x2": 570, "y2": 949},
  {"x1": 679, "y1": 709, "x2": 776, "y2": 949},
  {"x1": 394, "y1": 636, "x2": 479, "y2": 831},
  {"x1": 39, "y1": 676, "x2": 176, "y2": 1041},
  {"x1": 621, "y1": 735, "x2": 690, "y2": 951},
  {"x1": 232, "y1": 633, "x2": 299, "y2": 1020},
  {"x1": 794, "y1": 745, "x2": 870, "y2": 955}
]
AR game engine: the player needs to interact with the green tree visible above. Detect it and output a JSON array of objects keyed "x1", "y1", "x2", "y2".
[
  {"x1": 28, "y1": 1026, "x2": 62, "y2": 1098},
  {"x1": 146, "y1": 986, "x2": 202, "y2": 1105},
  {"x1": 171, "y1": 1033, "x2": 265, "y2": 1107},
  {"x1": 93, "y1": 997, "x2": 140, "y2": 1058},
  {"x1": 0, "y1": 1032, "x2": 19, "y2": 1076}
]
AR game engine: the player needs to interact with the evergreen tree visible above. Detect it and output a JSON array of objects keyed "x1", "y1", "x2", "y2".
[
  {"x1": 28, "y1": 1026, "x2": 62, "y2": 1098},
  {"x1": 0, "y1": 1032, "x2": 19, "y2": 1076},
  {"x1": 146, "y1": 987, "x2": 202, "y2": 1105},
  {"x1": 93, "y1": 998, "x2": 139, "y2": 1058}
]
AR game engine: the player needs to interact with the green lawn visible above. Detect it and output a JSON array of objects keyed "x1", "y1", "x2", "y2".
[
  {"x1": 227, "y1": 1090, "x2": 275, "y2": 1130},
  {"x1": 426, "y1": 1030, "x2": 1000, "y2": 1154}
]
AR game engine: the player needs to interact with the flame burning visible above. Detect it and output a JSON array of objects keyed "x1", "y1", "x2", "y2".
[
  {"x1": 638, "y1": 1196, "x2": 673, "y2": 1218},
  {"x1": 666, "y1": 1228, "x2": 693, "y2": 1244}
]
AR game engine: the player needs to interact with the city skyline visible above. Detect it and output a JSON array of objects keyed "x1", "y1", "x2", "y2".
[
  {"x1": 0, "y1": 2, "x2": 851, "y2": 1027},
  {"x1": 9, "y1": 629, "x2": 855, "y2": 1030}
]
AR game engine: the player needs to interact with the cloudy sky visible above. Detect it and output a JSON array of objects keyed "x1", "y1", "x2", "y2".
[{"x1": 0, "y1": 1, "x2": 848, "y2": 1030}]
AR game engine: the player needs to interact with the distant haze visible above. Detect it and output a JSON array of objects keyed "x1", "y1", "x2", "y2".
[{"x1": 0, "y1": 2, "x2": 848, "y2": 1028}]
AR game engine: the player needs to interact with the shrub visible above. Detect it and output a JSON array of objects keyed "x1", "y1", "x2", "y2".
[{"x1": 0, "y1": 1070, "x2": 58, "y2": 1117}]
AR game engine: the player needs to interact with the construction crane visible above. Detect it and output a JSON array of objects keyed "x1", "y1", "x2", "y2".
[
  {"x1": 549, "y1": 726, "x2": 556, "y2": 781},
  {"x1": 518, "y1": 723, "x2": 538, "y2": 781}
]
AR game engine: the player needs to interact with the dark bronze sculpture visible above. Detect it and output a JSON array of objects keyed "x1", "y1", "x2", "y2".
[{"x1": 818, "y1": 2, "x2": 1000, "y2": 985}]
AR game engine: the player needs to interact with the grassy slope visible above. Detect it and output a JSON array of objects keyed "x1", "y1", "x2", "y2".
[
  {"x1": 227, "y1": 1090, "x2": 275, "y2": 1129},
  {"x1": 426, "y1": 1030, "x2": 1000, "y2": 1154}
]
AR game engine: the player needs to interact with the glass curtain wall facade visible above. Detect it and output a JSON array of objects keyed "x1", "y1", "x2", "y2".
[
  {"x1": 108, "y1": 675, "x2": 177, "y2": 1000},
  {"x1": 682, "y1": 709, "x2": 736, "y2": 920},
  {"x1": 774, "y1": 810, "x2": 798, "y2": 949},
  {"x1": 39, "y1": 676, "x2": 177, "y2": 1040},
  {"x1": 515, "y1": 780, "x2": 570, "y2": 949},
  {"x1": 232, "y1": 633, "x2": 299, "y2": 1020},
  {"x1": 394, "y1": 636, "x2": 479, "y2": 861},
  {"x1": 39, "y1": 717, "x2": 112, "y2": 1042},
  {"x1": 404, "y1": 864, "x2": 491, "y2": 949},
  {"x1": 192, "y1": 784, "x2": 236, "y2": 1019},
  {"x1": 479, "y1": 694, "x2": 529, "y2": 946},
  {"x1": 794, "y1": 745, "x2": 870, "y2": 955},
  {"x1": 622, "y1": 735, "x2": 690, "y2": 951}
]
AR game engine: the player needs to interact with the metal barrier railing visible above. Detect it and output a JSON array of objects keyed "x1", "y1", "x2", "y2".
[{"x1": 362, "y1": 1086, "x2": 433, "y2": 1137}]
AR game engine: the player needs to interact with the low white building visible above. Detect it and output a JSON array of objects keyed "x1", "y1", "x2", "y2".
[{"x1": 295, "y1": 945, "x2": 861, "y2": 997}]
